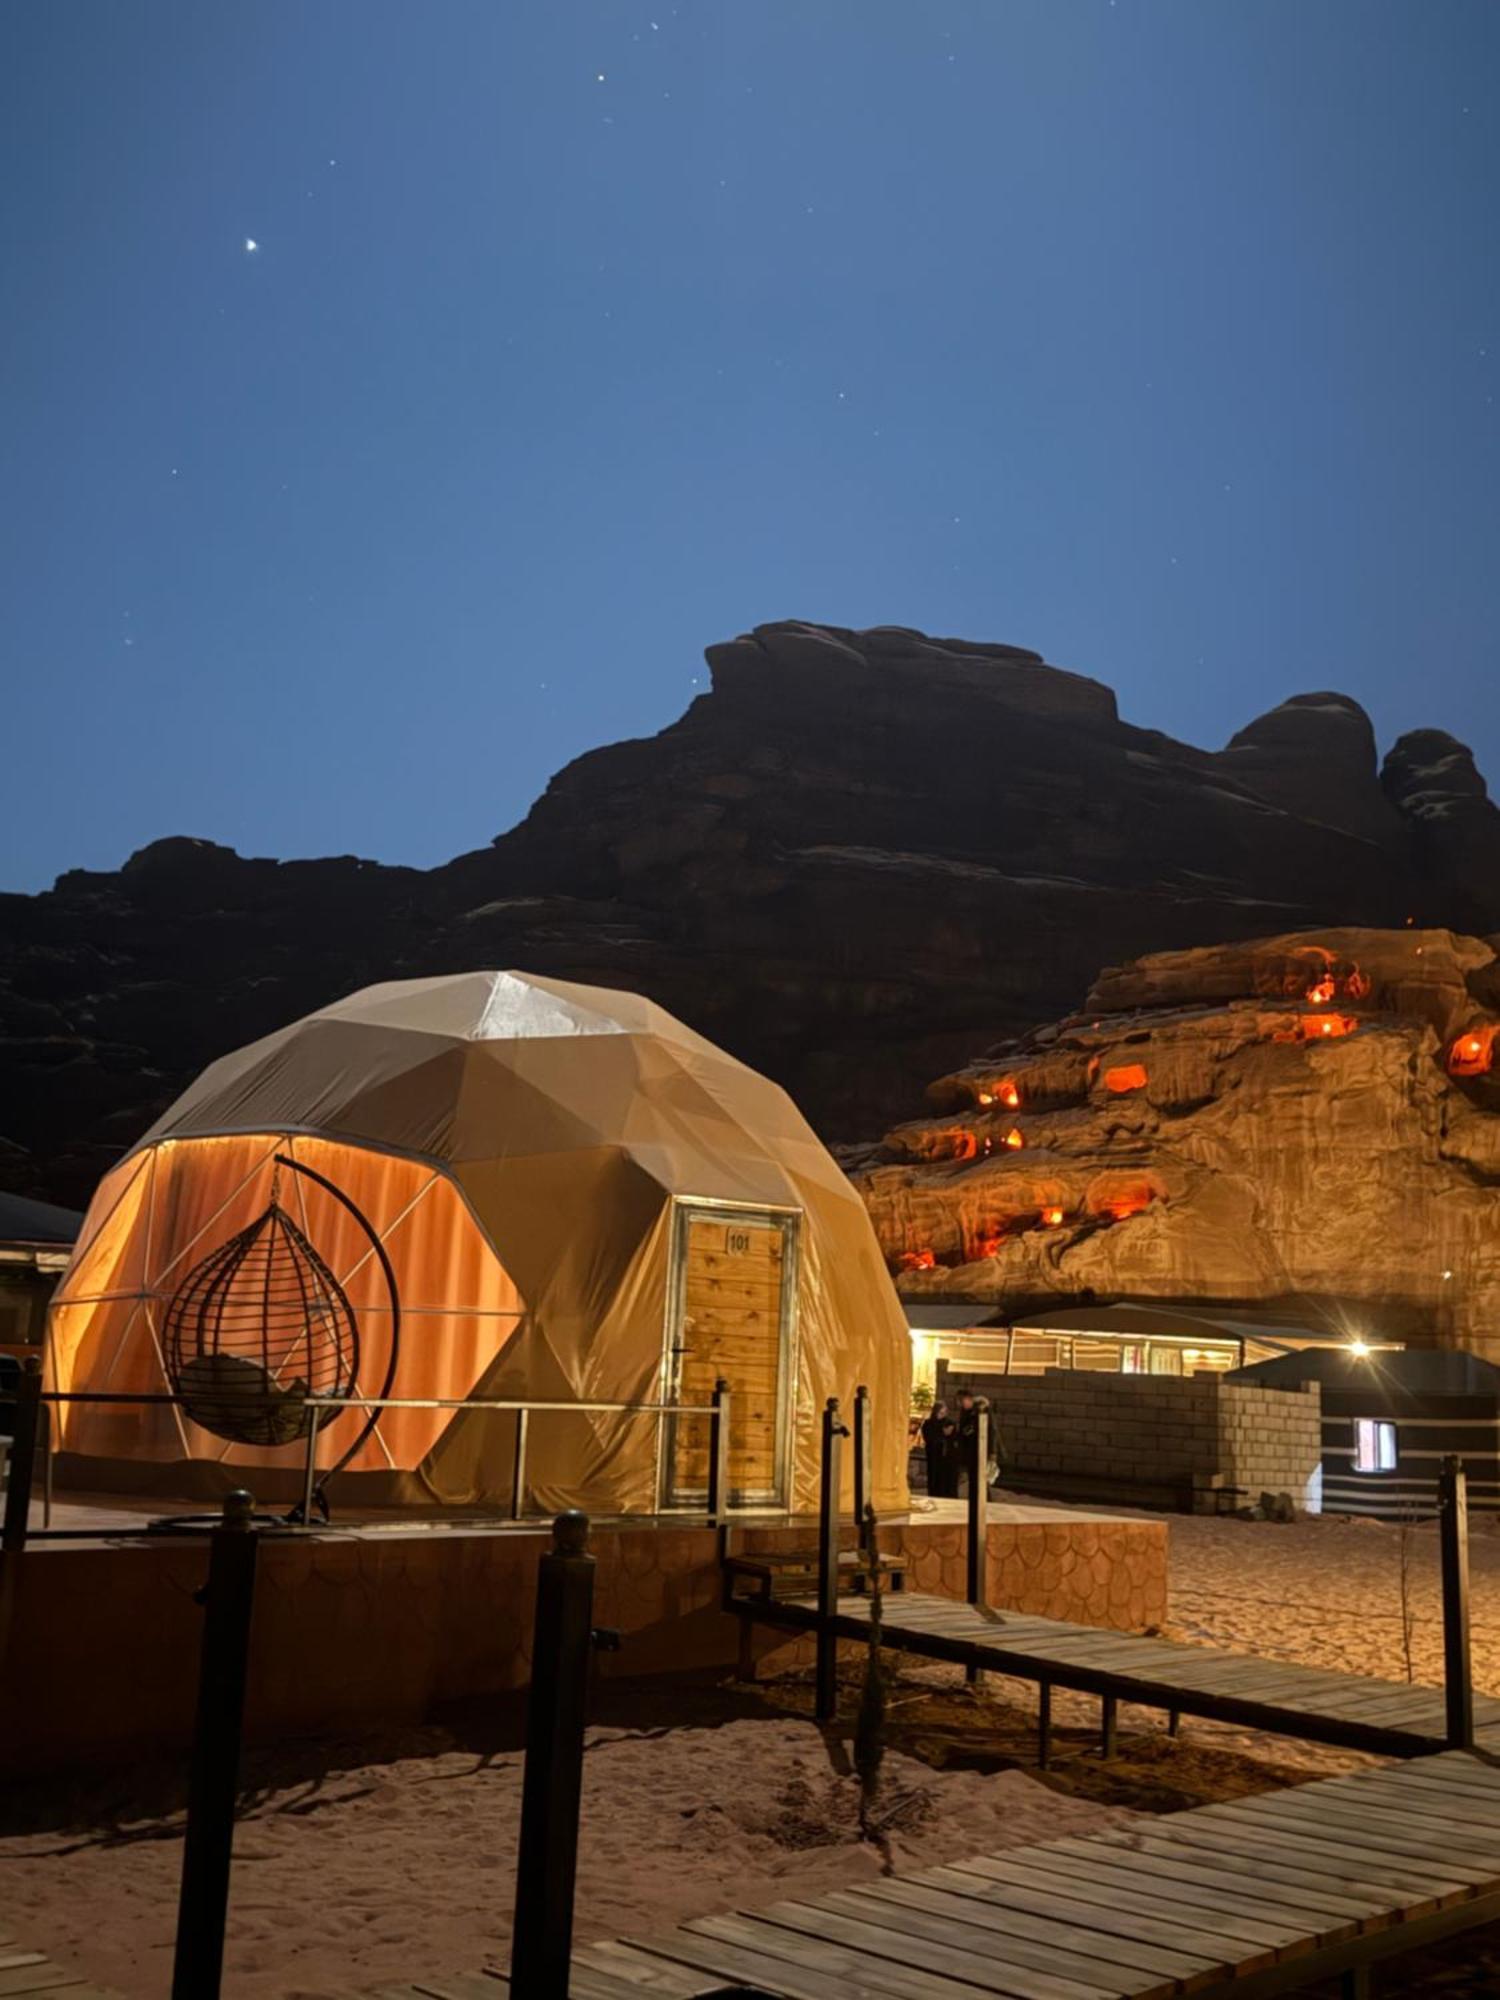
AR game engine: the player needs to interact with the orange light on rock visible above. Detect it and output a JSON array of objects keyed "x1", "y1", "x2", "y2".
[
  {"x1": 1298, "y1": 1013, "x2": 1356, "y2": 1042},
  {"x1": 1041, "y1": 1206, "x2": 1065, "y2": 1227},
  {"x1": 1003, "y1": 1127, "x2": 1025, "y2": 1150},
  {"x1": 1305, "y1": 975, "x2": 1336, "y2": 1006},
  {"x1": 975, "y1": 1233, "x2": 1007, "y2": 1260},
  {"x1": 998, "y1": 1078, "x2": 1021, "y2": 1110},
  {"x1": 1448, "y1": 1025, "x2": 1497, "y2": 1078},
  {"x1": 952, "y1": 1130, "x2": 979, "y2": 1162},
  {"x1": 1103, "y1": 1063, "x2": 1148, "y2": 1094},
  {"x1": 1346, "y1": 969, "x2": 1371, "y2": 1000},
  {"x1": 898, "y1": 1248, "x2": 937, "y2": 1271}
]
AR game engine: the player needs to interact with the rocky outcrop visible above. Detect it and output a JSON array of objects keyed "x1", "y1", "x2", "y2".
[
  {"x1": 849, "y1": 927, "x2": 1500, "y2": 1356},
  {"x1": 4, "y1": 621, "x2": 1500, "y2": 1208}
]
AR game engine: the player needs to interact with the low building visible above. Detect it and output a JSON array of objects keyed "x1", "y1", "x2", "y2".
[
  {"x1": 906, "y1": 1298, "x2": 1389, "y2": 1398},
  {"x1": 1232, "y1": 1346, "x2": 1500, "y2": 1518},
  {"x1": 1, "y1": 1191, "x2": 81, "y2": 1358}
]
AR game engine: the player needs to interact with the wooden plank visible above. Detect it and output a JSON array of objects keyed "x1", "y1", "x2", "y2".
[
  {"x1": 1312, "y1": 1783, "x2": 1500, "y2": 1847},
  {"x1": 720, "y1": 1904, "x2": 1109, "y2": 2000},
  {"x1": 408, "y1": 1978, "x2": 508, "y2": 2000},
  {"x1": 928, "y1": 1858, "x2": 1261, "y2": 1971},
  {"x1": 1043, "y1": 1832, "x2": 1382, "y2": 1929},
  {"x1": 1011, "y1": 1844, "x2": 1343, "y2": 1948},
  {"x1": 1363, "y1": 1769, "x2": 1500, "y2": 1822},
  {"x1": 639, "y1": 1919, "x2": 972, "y2": 2000},
  {"x1": 777, "y1": 1893, "x2": 1125, "y2": 2000},
  {"x1": 837, "y1": 1879, "x2": 1192, "y2": 1997},
  {"x1": 575, "y1": 1941, "x2": 730, "y2": 1995},
  {"x1": 0, "y1": 1969, "x2": 86, "y2": 1997},
  {"x1": 1199, "y1": 1792, "x2": 1500, "y2": 1873},
  {"x1": 1098, "y1": 1813, "x2": 1464, "y2": 1912}
]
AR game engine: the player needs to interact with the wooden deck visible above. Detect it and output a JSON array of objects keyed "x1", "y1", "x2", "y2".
[
  {"x1": 754, "y1": 1588, "x2": 1500, "y2": 1758},
  {"x1": 0, "y1": 1925, "x2": 122, "y2": 1997},
  {"x1": 360, "y1": 1752, "x2": 1500, "y2": 1998}
]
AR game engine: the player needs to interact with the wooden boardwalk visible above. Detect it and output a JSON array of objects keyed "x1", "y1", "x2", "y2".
[
  {"x1": 758, "y1": 1589, "x2": 1500, "y2": 1758},
  {"x1": 0, "y1": 1924, "x2": 121, "y2": 1997},
  {"x1": 361, "y1": 1752, "x2": 1500, "y2": 1998}
]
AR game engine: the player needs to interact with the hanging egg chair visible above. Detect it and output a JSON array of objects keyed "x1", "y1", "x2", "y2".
[{"x1": 164, "y1": 1188, "x2": 360, "y2": 1448}]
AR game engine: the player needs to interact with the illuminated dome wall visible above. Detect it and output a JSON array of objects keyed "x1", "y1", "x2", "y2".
[{"x1": 848, "y1": 928, "x2": 1500, "y2": 1356}]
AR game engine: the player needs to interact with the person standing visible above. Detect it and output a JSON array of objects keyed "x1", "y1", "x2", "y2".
[{"x1": 920, "y1": 1399, "x2": 948, "y2": 1496}]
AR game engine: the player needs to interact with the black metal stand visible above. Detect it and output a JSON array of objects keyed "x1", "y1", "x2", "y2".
[
  {"x1": 1440, "y1": 1456, "x2": 1473, "y2": 1752},
  {"x1": 966, "y1": 1405, "x2": 988, "y2": 1609},
  {"x1": 1, "y1": 1356, "x2": 42, "y2": 1556},
  {"x1": 172, "y1": 1489, "x2": 261, "y2": 2000},
  {"x1": 815, "y1": 1397, "x2": 848, "y2": 1723},
  {"x1": 964, "y1": 1404, "x2": 989, "y2": 1685},
  {"x1": 707, "y1": 1379, "x2": 731, "y2": 1525},
  {"x1": 853, "y1": 1383, "x2": 872, "y2": 1560},
  {"x1": 511, "y1": 1511, "x2": 598, "y2": 2000}
]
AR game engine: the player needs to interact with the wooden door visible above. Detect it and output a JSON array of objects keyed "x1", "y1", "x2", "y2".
[{"x1": 665, "y1": 1208, "x2": 796, "y2": 1507}]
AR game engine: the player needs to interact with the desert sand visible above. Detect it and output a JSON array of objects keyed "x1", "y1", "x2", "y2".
[{"x1": 6, "y1": 1504, "x2": 1500, "y2": 1998}]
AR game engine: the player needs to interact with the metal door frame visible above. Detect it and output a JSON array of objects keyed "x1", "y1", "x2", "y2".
[{"x1": 656, "y1": 1195, "x2": 802, "y2": 1512}]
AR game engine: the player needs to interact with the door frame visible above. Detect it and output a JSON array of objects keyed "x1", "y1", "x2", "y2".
[{"x1": 656, "y1": 1195, "x2": 802, "y2": 1512}]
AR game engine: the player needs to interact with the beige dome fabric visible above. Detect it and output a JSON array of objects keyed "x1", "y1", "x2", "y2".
[{"x1": 50, "y1": 972, "x2": 912, "y2": 1515}]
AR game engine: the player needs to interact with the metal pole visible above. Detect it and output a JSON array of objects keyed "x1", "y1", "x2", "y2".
[
  {"x1": 966, "y1": 1404, "x2": 989, "y2": 1609},
  {"x1": 1101, "y1": 1693, "x2": 1118, "y2": 1761},
  {"x1": 853, "y1": 1383, "x2": 872, "y2": 1560},
  {"x1": 707, "y1": 1380, "x2": 731, "y2": 1525},
  {"x1": 815, "y1": 1397, "x2": 847, "y2": 1723},
  {"x1": 172, "y1": 1489, "x2": 261, "y2": 2000},
  {"x1": 300, "y1": 1420, "x2": 319, "y2": 1529},
  {"x1": 511, "y1": 1408, "x2": 530, "y2": 1521},
  {"x1": 1440, "y1": 1455, "x2": 1473, "y2": 1751},
  {"x1": 2, "y1": 1358, "x2": 42, "y2": 1555},
  {"x1": 511, "y1": 1511, "x2": 596, "y2": 2000}
]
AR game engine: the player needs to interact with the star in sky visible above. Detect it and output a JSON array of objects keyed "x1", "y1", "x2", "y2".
[{"x1": 244, "y1": 237, "x2": 259, "y2": 254}]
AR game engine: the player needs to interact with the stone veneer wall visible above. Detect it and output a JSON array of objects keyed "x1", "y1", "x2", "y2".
[
  {"x1": 940, "y1": 1365, "x2": 1323, "y2": 1514},
  {"x1": 5, "y1": 1512, "x2": 1166, "y2": 1778}
]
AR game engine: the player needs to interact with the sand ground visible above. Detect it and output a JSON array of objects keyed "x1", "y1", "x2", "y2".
[{"x1": 6, "y1": 1504, "x2": 1500, "y2": 1998}]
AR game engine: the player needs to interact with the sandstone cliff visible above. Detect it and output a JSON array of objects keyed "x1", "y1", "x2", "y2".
[
  {"x1": 849, "y1": 928, "x2": 1500, "y2": 1356},
  {"x1": 4, "y1": 622, "x2": 1499, "y2": 1207}
]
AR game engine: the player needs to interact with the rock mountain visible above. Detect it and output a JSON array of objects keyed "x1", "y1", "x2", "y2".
[
  {"x1": 849, "y1": 927, "x2": 1500, "y2": 1356},
  {"x1": 4, "y1": 621, "x2": 1499, "y2": 1208}
]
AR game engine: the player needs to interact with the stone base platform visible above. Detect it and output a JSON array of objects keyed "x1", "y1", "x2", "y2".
[{"x1": 2, "y1": 1502, "x2": 1166, "y2": 1778}]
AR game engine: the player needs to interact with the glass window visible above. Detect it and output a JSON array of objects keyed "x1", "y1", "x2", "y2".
[{"x1": 1353, "y1": 1418, "x2": 1397, "y2": 1473}]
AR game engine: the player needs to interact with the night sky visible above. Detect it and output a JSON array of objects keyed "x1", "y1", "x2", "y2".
[{"x1": 4, "y1": 2, "x2": 1496, "y2": 892}]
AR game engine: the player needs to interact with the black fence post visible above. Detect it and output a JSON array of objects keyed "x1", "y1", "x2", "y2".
[
  {"x1": 853, "y1": 1384, "x2": 872, "y2": 1560},
  {"x1": 1, "y1": 1357, "x2": 42, "y2": 1556},
  {"x1": 966, "y1": 1404, "x2": 989, "y2": 1610},
  {"x1": 511, "y1": 1510, "x2": 597, "y2": 2000},
  {"x1": 171, "y1": 1489, "x2": 261, "y2": 2000},
  {"x1": 1440, "y1": 1455, "x2": 1473, "y2": 1752},
  {"x1": 707, "y1": 1379, "x2": 732, "y2": 1525},
  {"x1": 815, "y1": 1397, "x2": 848, "y2": 1723}
]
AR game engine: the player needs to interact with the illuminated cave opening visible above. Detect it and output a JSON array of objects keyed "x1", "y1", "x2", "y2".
[
  {"x1": 1298, "y1": 1013, "x2": 1356, "y2": 1042},
  {"x1": 1449, "y1": 1025, "x2": 1497, "y2": 1078},
  {"x1": 1103, "y1": 1062, "x2": 1148, "y2": 1094}
]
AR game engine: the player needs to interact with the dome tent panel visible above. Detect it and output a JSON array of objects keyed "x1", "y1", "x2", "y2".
[
  {"x1": 51, "y1": 970, "x2": 912, "y2": 1515},
  {"x1": 49, "y1": 1135, "x2": 525, "y2": 1496}
]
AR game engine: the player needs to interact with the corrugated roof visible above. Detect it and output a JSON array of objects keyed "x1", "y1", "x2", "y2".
[
  {"x1": 0, "y1": 1191, "x2": 83, "y2": 1247},
  {"x1": 902, "y1": 1302, "x2": 1007, "y2": 1332}
]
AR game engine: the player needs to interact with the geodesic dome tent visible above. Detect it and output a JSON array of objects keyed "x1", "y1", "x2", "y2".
[{"x1": 48, "y1": 972, "x2": 912, "y2": 1515}]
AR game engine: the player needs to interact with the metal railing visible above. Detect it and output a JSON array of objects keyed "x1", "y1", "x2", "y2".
[{"x1": 0, "y1": 1369, "x2": 741, "y2": 1550}]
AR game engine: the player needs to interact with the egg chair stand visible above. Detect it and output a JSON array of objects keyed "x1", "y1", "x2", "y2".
[{"x1": 272, "y1": 1154, "x2": 401, "y2": 1523}]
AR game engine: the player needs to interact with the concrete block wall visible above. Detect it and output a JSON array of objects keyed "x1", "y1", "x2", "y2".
[{"x1": 938, "y1": 1365, "x2": 1322, "y2": 1514}]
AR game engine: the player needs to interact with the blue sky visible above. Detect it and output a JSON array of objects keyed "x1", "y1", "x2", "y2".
[{"x1": 3, "y1": 1, "x2": 1496, "y2": 890}]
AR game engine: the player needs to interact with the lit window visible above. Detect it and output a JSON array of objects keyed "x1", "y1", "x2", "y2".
[{"x1": 1352, "y1": 1419, "x2": 1397, "y2": 1474}]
